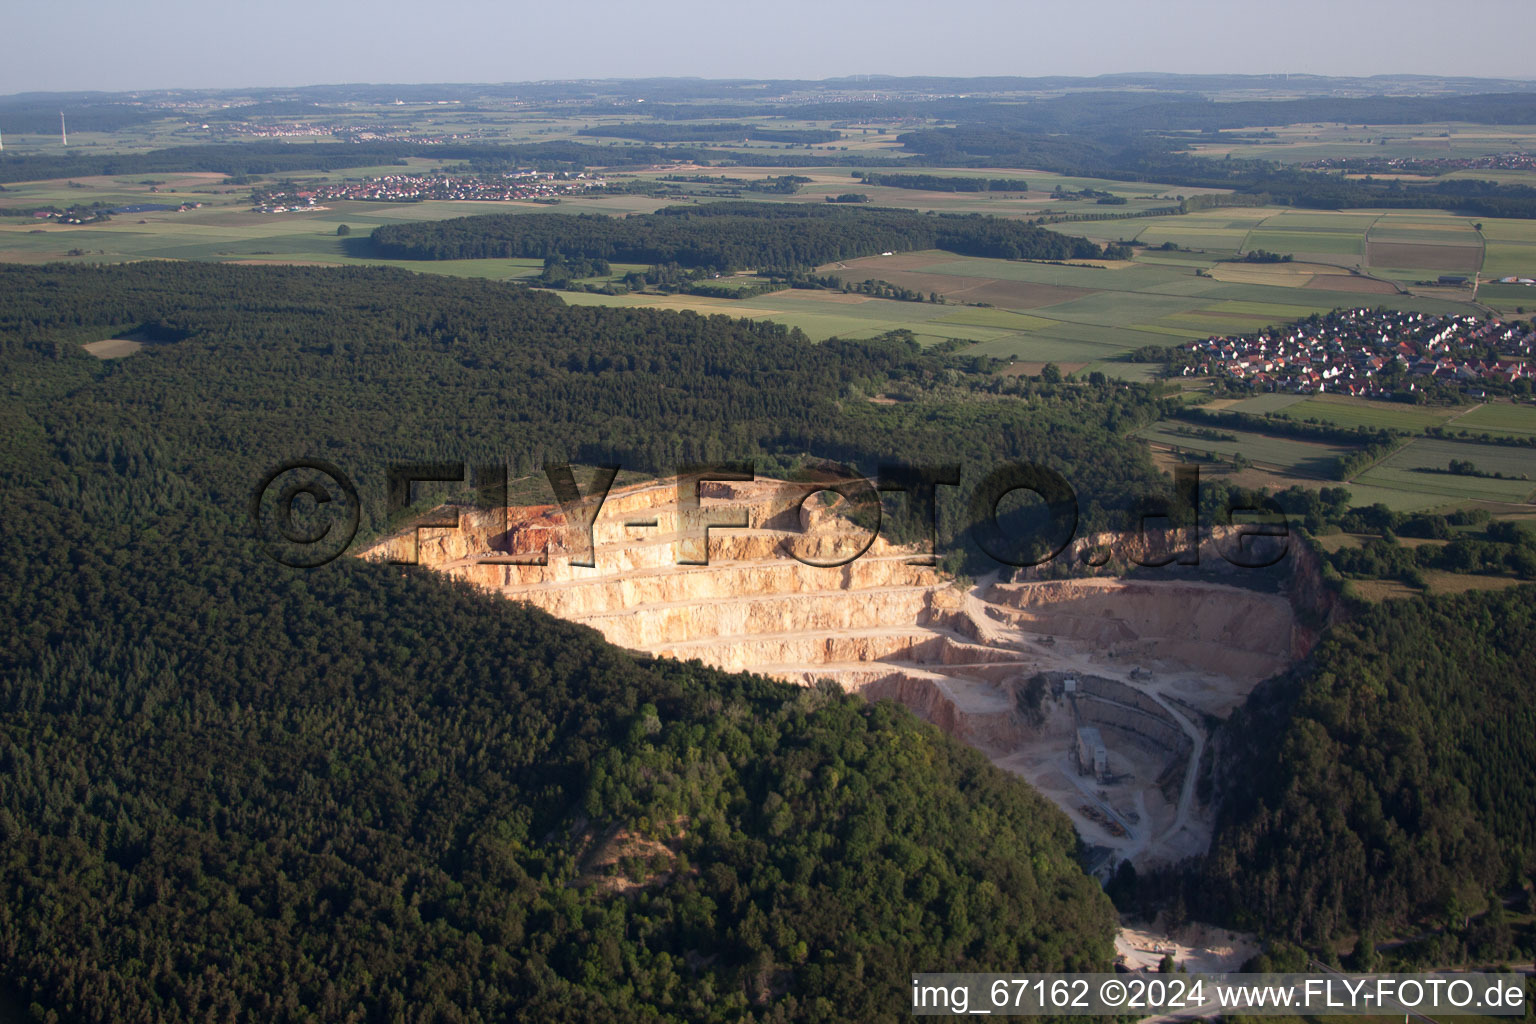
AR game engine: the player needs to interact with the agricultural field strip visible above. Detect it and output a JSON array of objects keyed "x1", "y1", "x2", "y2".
[
  {"x1": 1135, "y1": 420, "x2": 1356, "y2": 477},
  {"x1": 1354, "y1": 438, "x2": 1536, "y2": 503},
  {"x1": 1227, "y1": 394, "x2": 1536, "y2": 440},
  {"x1": 1450, "y1": 403, "x2": 1536, "y2": 438}
]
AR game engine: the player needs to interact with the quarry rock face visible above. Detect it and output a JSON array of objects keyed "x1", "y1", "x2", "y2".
[{"x1": 364, "y1": 476, "x2": 1305, "y2": 871}]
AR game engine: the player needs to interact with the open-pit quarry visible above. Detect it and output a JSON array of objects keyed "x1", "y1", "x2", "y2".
[{"x1": 365, "y1": 475, "x2": 1305, "y2": 876}]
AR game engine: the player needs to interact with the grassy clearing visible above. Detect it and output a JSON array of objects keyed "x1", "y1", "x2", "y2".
[
  {"x1": 1083, "y1": 361, "x2": 1163, "y2": 382},
  {"x1": 1421, "y1": 570, "x2": 1531, "y2": 595},
  {"x1": 81, "y1": 338, "x2": 145, "y2": 359},
  {"x1": 1345, "y1": 578, "x2": 1425, "y2": 602},
  {"x1": 1314, "y1": 532, "x2": 1366, "y2": 552}
]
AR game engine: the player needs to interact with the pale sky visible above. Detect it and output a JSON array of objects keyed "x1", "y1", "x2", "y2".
[{"x1": 5, "y1": 0, "x2": 1535, "y2": 95}]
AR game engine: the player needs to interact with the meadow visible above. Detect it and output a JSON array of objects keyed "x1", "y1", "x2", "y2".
[
  {"x1": 812, "y1": 248, "x2": 1480, "y2": 363},
  {"x1": 1353, "y1": 438, "x2": 1536, "y2": 504},
  {"x1": 1276, "y1": 394, "x2": 1467, "y2": 433},
  {"x1": 1214, "y1": 394, "x2": 1536, "y2": 443},
  {"x1": 1478, "y1": 216, "x2": 1536, "y2": 283},
  {"x1": 1140, "y1": 414, "x2": 1536, "y2": 512},
  {"x1": 1451, "y1": 402, "x2": 1536, "y2": 439},
  {"x1": 1077, "y1": 204, "x2": 1511, "y2": 286},
  {"x1": 1135, "y1": 420, "x2": 1357, "y2": 478},
  {"x1": 1210, "y1": 394, "x2": 1310, "y2": 414}
]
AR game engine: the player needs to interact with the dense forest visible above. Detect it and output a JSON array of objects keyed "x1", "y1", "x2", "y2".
[
  {"x1": 1198, "y1": 586, "x2": 1536, "y2": 948},
  {"x1": 854, "y1": 173, "x2": 1031, "y2": 193},
  {"x1": 0, "y1": 261, "x2": 1174, "y2": 1021},
  {"x1": 0, "y1": 498, "x2": 1115, "y2": 1022},
  {"x1": 0, "y1": 262, "x2": 1164, "y2": 541},
  {"x1": 369, "y1": 202, "x2": 1105, "y2": 269}
]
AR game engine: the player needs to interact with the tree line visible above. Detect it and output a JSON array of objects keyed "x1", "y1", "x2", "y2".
[
  {"x1": 581, "y1": 124, "x2": 842, "y2": 144},
  {"x1": 369, "y1": 202, "x2": 1105, "y2": 270},
  {"x1": 855, "y1": 172, "x2": 1030, "y2": 192}
]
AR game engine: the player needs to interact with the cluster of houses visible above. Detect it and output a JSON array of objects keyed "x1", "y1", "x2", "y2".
[
  {"x1": 251, "y1": 172, "x2": 604, "y2": 213},
  {"x1": 34, "y1": 201, "x2": 202, "y2": 224},
  {"x1": 1302, "y1": 151, "x2": 1536, "y2": 174},
  {"x1": 1179, "y1": 308, "x2": 1535, "y2": 396},
  {"x1": 193, "y1": 121, "x2": 490, "y2": 145}
]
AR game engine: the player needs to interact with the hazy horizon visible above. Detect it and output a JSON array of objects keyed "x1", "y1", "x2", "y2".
[{"x1": 8, "y1": 0, "x2": 1536, "y2": 96}]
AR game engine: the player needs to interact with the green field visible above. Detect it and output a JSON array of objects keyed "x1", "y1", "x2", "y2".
[
  {"x1": 1057, "y1": 207, "x2": 1275, "y2": 253},
  {"x1": 1137, "y1": 421, "x2": 1356, "y2": 477},
  {"x1": 1243, "y1": 210, "x2": 1378, "y2": 261},
  {"x1": 1083, "y1": 361, "x2": 1163, "y2": 382},
  {"x1": 1261, "y1": 396, "x2": 1536, "y2": 442},
  {"x1": 1478, "y1": 216, "x2": 1536, "y2": 282},
  {"x1": 1076, "y1": 206, "x2": 1534, "y2": 290},
  {"x1": 1331, "y1": 482, "x2": 1457, "y2": 512},
  {"x1": 1279, "y1": 394, "x2": 1465, "y2": 432},
  {"x1": 1183, "y1": 122, "x2": 1536, "y2": 163},
  {"x1": 924, "y1": 306, "x2": 1058, "y2": 331},
  {"x1": 817, "y1": 248, "x2": 1480, "y2": 358},
  {"x1": 1219, "y1": 394, "x2": 1310, "y2": 414},
  {"x1": 1167, "y1": 395, "x2": 1536, "y2": 509},
  {"x1": 1141, "y1": 414, "x2": 1536, "y2": 512},
  {"x1": 1354, "y1": 438, "x2": 1536, "y2": 504},
  {"x1": 1448, "y1": 402, "x2": 1536, "y2": 439}
]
